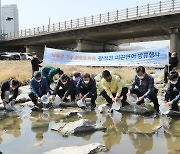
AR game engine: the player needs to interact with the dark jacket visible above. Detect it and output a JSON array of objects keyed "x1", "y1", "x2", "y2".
[
  {"x1": 30, "y1": 77, "x2": 50, "y2": 98},
  {"x1": 40, "y1": 66, "x2": 57, "y2": 83},
  {"x1": 53, "y1": 77, "x2": 76, "y2": 97},
  {"x1": 77, "y1": 77, "x2": 97, "y2": 97},
  {"x1": 130, "y1": 74, "x2": 156, "y2": 97},
  {"x1": 1, "y1": 80, "x2": 19, "y2": 100},
  {"x1": 31, "y1": 57, "x2": 43, "y2": 71},
  {"x1": 165, "y1": 77, "x2": 180, "y2": 104},
  {"x1": 169, "y1": 57, "x2": 179, "y2": 70}
]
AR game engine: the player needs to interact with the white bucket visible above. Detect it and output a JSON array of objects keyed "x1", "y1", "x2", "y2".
[
  {"x1": 159, "y1": 103, "x2": 170, "y2": 114},
  {"x1": 77, "y1": 99, "x2": 86, "y2": 107},
  {"x1": 111, "y1": 101, "x2": 121, "y2": 110},
  {"x1": 41, "y1": 95, "x2": 49, "y2": 104},
  {"x1": 52, "y1": 96, "x2": 61, "y2": 107},
  {"x1": 127, "y1": 94, "x2": 138, "y2": 105}
]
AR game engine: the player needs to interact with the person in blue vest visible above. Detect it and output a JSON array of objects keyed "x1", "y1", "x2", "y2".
[
  {"x1": 29, "y1": 71, "x2": 51, "y2": 108},
  {"x1": 77, "y1": 73, "x2": 97, "y2": 109},
  {"x1": 165, "y1": 71, "x2": 180, "y2": 111}
]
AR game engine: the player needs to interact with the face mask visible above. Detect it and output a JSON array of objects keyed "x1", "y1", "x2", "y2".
[
  {"x1": 73, "y1": 76, "x2": 80, "y2": 82},
  {"x1": 33, "y1": 55, "x2": 37, "y2": 58},
  {"x1": 12, "y1": 87, "x2": 16, "y2": 90},
  {"x1": 137, "y1": 76, "x2": 144, "y2": 80},
  {"x1": 170, "y1": 81, "x2": 178, "y2": 85},
  {"x1": 36, "y1": 79, "x2": 41, "y2": 83},
  {"x1": 62, "y1": 81, "x2": 67, "y2": 85},
  {"x1": 84, "y1": 80, "x2": 90, "y2": 84}
]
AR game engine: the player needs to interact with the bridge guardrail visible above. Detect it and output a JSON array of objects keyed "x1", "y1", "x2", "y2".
[{"x1": 3, "y1": 0, "x2": 180, "y2": 40}]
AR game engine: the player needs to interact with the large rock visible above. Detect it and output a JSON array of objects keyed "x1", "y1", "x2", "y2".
[
  {"x1": 44, "y1": 143, "x2": 107, "y2": 154},
  {"x1": 16, "y1": 85, "x2": 31, "y2": 103},
  {"x1": 59, "y1": 102, "x2": 78, "y2": 107},
  {"x1": 51, "y1": 119, "x2": 106, "y2": 136},
  {"x1": 119, "y1": 105, "x2": 154, "y2": 115},
  {"x1": 167, "y1": 110, "x2": 180, "y2": 117},
  {"x1": 53, "y1": 108, "x2": 84, "y2": 118}
]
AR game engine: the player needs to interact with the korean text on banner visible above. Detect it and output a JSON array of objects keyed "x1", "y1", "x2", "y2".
[{"x1": 43, "y1": 47, "x2": 169, "y2": 67}]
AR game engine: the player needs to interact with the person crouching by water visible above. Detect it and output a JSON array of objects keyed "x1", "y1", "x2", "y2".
[
  {"x1": 31, "y1": 52, "x2": 43, "y2": 77},
  {"x1": 77, "y1": 73, "x2": 97, "y2": 109},
  {"x1": 165, "y1": 71, "x2": 180, "y2": 111},
  {"x1": 1, "y1": 79, "x2": 20, "y2": 108},
  {"x1": 52, "y1": 74, "x2": 76, "y2": 102},
  {"x1": 29, "y1": 71, "x2": 51, "y2": 108},
  {"x1": 127, "y1": 66, "x2": 160, "y2": 113},
  {"x1": 100, "y1": 70, "x2": 128, "y2": 107},
  {"x1": 40, "y1": 65, "x2": 64, "y2": 88}
]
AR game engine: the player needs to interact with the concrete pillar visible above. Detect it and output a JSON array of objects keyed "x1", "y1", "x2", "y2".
[
  {"x1": 26, "y1": 46, "x2": 45, "y2": 60},
  {"x1": 76, "y1": 39, "x2": 119, "y2": 52},
  {"x1": 77, "y1": 40, "x2": 103, "y2": 52},
  {"x1": 170, "y1": 28, "x2": 180, "y2": 67}
]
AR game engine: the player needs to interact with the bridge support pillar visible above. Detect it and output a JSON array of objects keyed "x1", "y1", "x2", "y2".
[
  {"x1": 170, "y1": 28, "x2": 180, "y2": 66},
  {"x1": 26, "y1": 46, "x2": 45, "y2": 60},
  {"x1": 76, "y1": 39, "x2": 118, "y2": 52},
  {"x1": 77, "y1": 40, "x2": 103, "y2": 52}
]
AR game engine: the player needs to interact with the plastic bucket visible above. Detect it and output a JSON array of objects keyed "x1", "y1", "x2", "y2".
[
  {"x1": 111, "y1": 101, "x2": 121, "y2": 110},
  {"x1": 41, "y1": 95, "x2": 49, "y2": 104},
  {"x1": 159, "y1": 103, "x2": 170, "y2": 114},
  {"x1": 127, "y1": 94, "x2": 138, "y2": 105},
  {"x1": 77, "y1": 99, "x2": 86, "y2": 107}
]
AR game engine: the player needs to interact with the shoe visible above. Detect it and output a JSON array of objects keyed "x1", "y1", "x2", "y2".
[{"x1": 63, "y1": 98, "x2": 68, "y2": 102}]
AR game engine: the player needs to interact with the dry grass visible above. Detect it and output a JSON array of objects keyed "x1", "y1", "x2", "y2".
[
  {"x1": 0, "y1": 60, "x2": 153, "y2": 86},
  {"x1": 0, "y1": 60, "x2": 32, "y2": 85}
]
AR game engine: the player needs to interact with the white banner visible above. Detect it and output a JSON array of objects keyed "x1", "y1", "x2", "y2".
[{"x1": 43, "y1": 47, "x2": 169, "y2": 67}]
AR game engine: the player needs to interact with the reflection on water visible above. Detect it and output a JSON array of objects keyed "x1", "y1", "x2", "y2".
[
  {"x1": 164, "y1": 119, "x2": 180, "y2": 153},
  {"x1": 0, "y1": 106, "x2": 179, "y2": 154},
  {"x1": 30, "y1": 110, "x2": 50, "y2": 146},
  {"x1": 0, "y1": 111, "x2": 22, "y2": 144}
]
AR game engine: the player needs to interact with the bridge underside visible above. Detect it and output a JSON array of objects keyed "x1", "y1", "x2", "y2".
[{"x1": 0, "y1": 13, "x2": 180, "y2": 60}]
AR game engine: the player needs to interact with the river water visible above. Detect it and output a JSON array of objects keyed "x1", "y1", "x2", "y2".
[{"x1": 0, "y1": 104, "x2": 179, "y2": 154}]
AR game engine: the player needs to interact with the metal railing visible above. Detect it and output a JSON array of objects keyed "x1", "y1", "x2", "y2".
[{"x1": 3, "y1": 0, "x2": 180, "y2": 40}]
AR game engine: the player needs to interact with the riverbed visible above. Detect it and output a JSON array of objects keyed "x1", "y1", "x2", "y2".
[{"x1": 0, "y1": 104, "x2": 179, "y2": 154}]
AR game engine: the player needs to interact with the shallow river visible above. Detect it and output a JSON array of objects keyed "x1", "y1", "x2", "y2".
[{"x1": 0, "y1": 105, "x2": 179, "y2": 154}]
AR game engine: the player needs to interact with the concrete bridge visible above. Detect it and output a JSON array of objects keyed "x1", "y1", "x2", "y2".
[{"x1": 0, "y1": 0, "x2": 180, "y2": 59}]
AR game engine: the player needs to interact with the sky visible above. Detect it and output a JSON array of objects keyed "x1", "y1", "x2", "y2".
[{"x1": 1, "y1": 0, "x2": 169, "y2": 48}]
